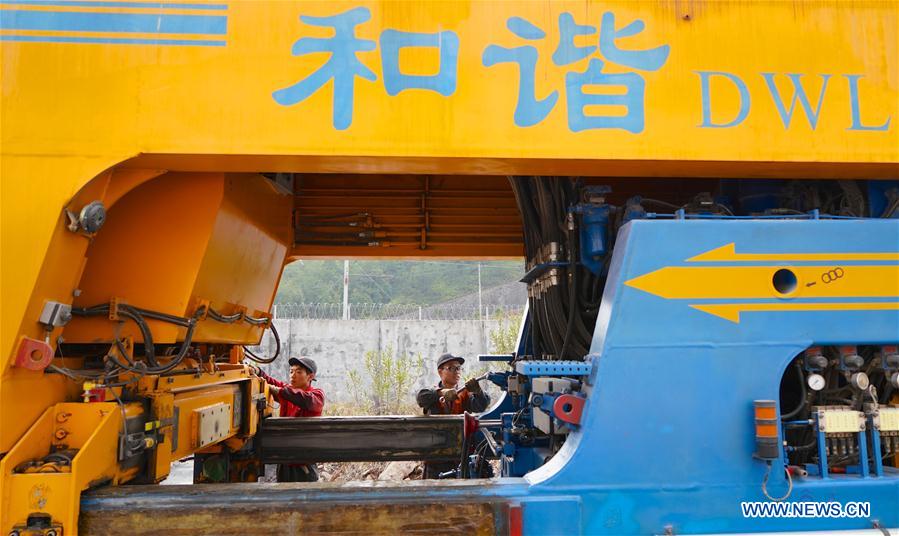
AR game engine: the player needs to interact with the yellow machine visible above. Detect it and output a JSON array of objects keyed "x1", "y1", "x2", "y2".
[{"x1": 1, "y1": 1, "x2": 896, "y2": 534}]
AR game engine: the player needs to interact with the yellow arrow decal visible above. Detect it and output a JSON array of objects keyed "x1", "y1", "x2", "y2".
[
  {"x1": 687, "y1": 243, "x2": 899, "y2": 262},
  {"x1": 690, "y1": 302, "x2": 899, "y2": 323},
  {"x1": 626, "y1": 244, "x2": 899, "y2": 322},
  {"x1": 625, "y1": 265, "x2": 899, "y2": 300}
]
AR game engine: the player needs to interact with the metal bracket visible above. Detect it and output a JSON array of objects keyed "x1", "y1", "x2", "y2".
[
  {"x1": 553, "y1": 394, "x2": 585, "y2": 426},
  {"x1": 515, "y1": 360, "x2": 591, "y2": 376},
  {"x1": 38, "y1": 301, "x2": 72, "y2": 330},
  {"x1": 478, "y1": 354, "x2": 515, "y2": 362},
  {"x1": 108, "y1": 297, "x2": 122, "y2": 321},
  {"x1": 14, "y1": 336, "x2": 54, "y2": 371},
  {"x1": 530, "y1": 390, "x2": 586, "y2": 429},
  {"x1": 520, "y1": 261, "x2": 569, "y2": 285},
  {"x1": 119, "y1": 431, "x2": 148, "y2": 462},
  {"x1": 193, "y1": 403, "x2": 231, "y2": 449}
]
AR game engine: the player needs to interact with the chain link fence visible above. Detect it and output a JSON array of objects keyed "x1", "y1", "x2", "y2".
[{"x1": 273, "y1": 303, "x2": 524, "y2": 321}]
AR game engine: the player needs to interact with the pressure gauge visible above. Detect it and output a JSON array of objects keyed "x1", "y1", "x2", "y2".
[
  {"x1": 807, "y1": 373, "x2": 826, "y2": 391},
  {"x1": 850, "y1": 372, "x2": 870, "y2": 391}
]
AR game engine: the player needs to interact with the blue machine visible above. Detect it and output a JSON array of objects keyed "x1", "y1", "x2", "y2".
[{"x1": 460, "y1": 181, "x2": 899, "y2": 534}]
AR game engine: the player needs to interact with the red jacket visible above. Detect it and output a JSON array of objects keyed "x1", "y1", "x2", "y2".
[{"x1": 258, "y1": 370, "x2": 325, "y2": 417}]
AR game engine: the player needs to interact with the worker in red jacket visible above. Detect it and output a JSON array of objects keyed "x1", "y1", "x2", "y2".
[{"x1": 254, "y1": 356, "x2": 325, "y2": 482}]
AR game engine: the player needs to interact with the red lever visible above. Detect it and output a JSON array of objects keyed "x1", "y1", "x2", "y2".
[{"x1": 553, "y1": 394, "x2": 585, "y2": 426}]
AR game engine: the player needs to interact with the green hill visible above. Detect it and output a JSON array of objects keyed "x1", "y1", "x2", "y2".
[{"x1": 275, "y1": 260, "x2": 524, "y2": 305}]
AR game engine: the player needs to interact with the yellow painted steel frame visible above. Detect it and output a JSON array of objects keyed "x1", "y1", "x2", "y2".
[
  {"x1": 1, "y1": 1, "x2": 897, "y2": 534},
  {"x1": 1, "y1": 169, "x2": 290, "y2": 433},
  {"x1": 3, "y1": 0, "x2": 897, "y2": 370},
  {"x1": 136, "y1": 364, "x2": 267, "y2": 481},
  {"x1": 0, "y1": 367, "x2": 266, "y2": 533},
  {"x1": 0, "y1": 166, "x2": 285, "y2": 533},
  {"x1": 0, "y1": 402, "x2": 140, "y2": 534}
]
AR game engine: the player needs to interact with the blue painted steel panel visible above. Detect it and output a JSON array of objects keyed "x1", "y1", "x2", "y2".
[{"x1": 518, "y1": 219, "x2": 899, "y2": 535}]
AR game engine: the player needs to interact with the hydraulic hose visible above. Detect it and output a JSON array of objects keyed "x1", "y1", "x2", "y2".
[
  {"x1": 243, "y1": 320, "x2": 281, "y2": 364},
  {"x1": 208, "y1": 308, "x2": 243, "y2": 323},
  {"x1": 110, "y1": 313, "x2": 200, "y2": 375},
  {"x1": 72, "y1": 304, "x2": 157, "y2": 366},
  {"x1": 781, "y1": 361, "x2": 808, "y2": 420},
  {"x1": 70, "y1": 303, "x2": 209, "y2": 376},
  {"x1": 63, "y1": 300, "x2": 284, "y2": 378},
  {"x1": 130, "y1": 306, "x2": 193, "y2": 328}
]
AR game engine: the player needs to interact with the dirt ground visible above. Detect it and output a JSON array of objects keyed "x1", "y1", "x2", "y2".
[{"x1": 260, "y1": 461, "x2": 424, "y2": 482}]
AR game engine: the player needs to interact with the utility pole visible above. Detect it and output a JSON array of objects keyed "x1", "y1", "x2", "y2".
[
  {"x1": 477, "y1": 262, "x2": 483, "y2": 320},
  {"x1": 343, "y1": 260, "x2": 350, "y2": 320}
]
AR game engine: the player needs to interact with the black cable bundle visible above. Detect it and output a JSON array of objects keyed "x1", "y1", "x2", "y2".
[
  {"x1": 71, "y1": 303, "x2": 204, "y2": 375},
  {"x1": 508, "y1": 176, "x2": 604, "y2": 361},
  {"x1": 64, "y1": 303, "x2": 281, "y2": 376}
]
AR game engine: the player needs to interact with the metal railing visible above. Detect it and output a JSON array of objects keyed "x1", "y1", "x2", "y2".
[{"x1": 273, "y1": 302, "x2": 524, "y2": 321}]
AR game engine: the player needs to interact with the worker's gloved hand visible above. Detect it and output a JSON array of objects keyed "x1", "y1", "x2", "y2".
[
  {"x1": 269, "y1": 385, "x2": 281, "y2": 397},
  {"x1": 247, "y1": 364, "x2": 261, "y2": 376},
  {"x1": 464, "y1": 377, "x2": 482, "y2": 394},
  {"x1": 439, "y1": 388, "x2": 457, "y2": 403}
]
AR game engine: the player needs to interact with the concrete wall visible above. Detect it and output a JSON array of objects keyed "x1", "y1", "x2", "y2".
[{"x1": 251, "y1": 318, "x2": 514, "y2": 404}]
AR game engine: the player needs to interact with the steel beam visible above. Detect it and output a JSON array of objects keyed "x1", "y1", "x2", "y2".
[
  {"x1": 80, "y1": 480, "x2": 525, "y2": 535},
  {"x1": 258, "y1": 415, "x2": 464, "y2": 463}
]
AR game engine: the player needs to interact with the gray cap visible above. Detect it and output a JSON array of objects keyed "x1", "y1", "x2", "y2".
[
  {"x1": 437, "y1": 353, "x2": 464, "y2": 370},
  {"x1": 288, "y1": 357, "x2": 317, "y2": 376}
]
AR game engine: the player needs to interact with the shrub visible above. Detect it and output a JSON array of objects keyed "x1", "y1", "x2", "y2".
[{"x1": 347, "y1": 345, "x2": 424, "y2": 415}]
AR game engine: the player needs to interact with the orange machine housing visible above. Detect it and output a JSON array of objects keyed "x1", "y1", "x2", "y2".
[{"x1": 64, "y1": 172, "x2": 293, "y2": 345}]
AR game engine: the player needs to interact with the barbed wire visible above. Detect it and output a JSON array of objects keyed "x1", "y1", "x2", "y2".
[{"x1": 273, "y1": 303, "x2": 524, "y2": 321}]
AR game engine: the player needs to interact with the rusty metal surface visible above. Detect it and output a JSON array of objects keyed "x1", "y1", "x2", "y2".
[
  {"x1": 259, "y1": 415, "x2": 465, "y2": 463},
  {"x1": 80, "y1": 479, "x2": 527, "y2": 535}
]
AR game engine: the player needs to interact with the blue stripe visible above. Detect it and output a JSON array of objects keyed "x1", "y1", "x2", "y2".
[
  {"x1": 0, "y1": 1, "x2": 226, "y2": 9},
  {"x1": 681, "y1": 260, "x2": 899, "y2": 267},
  {"x1": 0, "y1": 34, "x2": 225, "y2": 45},
  {"x1": 0, "y1": 9, "x2": 227, "y2": 34},
  {"x1": 681, "y1": 297, "x2": 899, "y2": 304}
]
